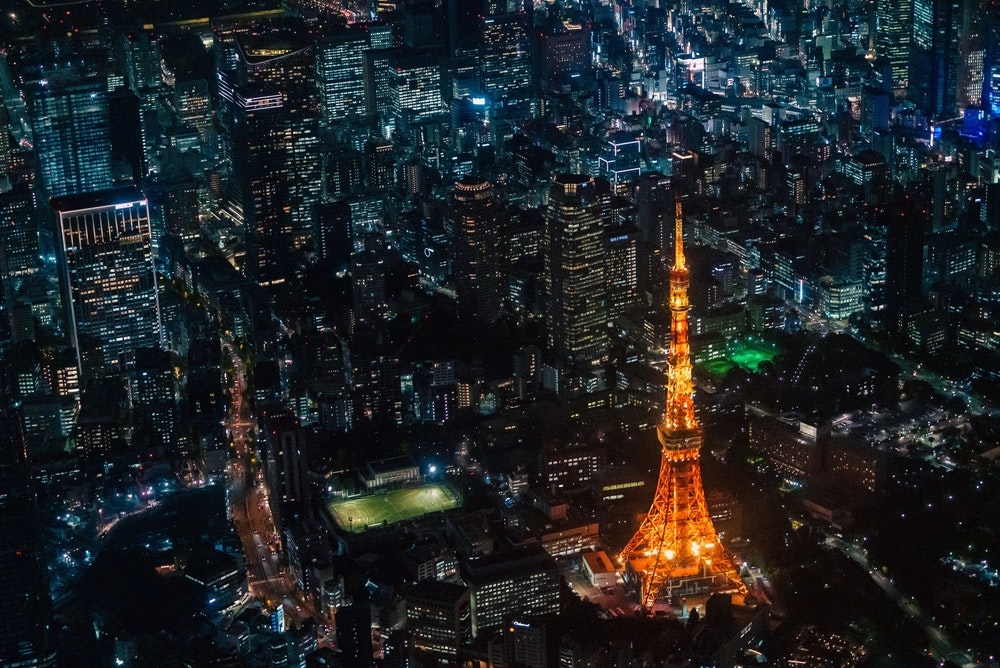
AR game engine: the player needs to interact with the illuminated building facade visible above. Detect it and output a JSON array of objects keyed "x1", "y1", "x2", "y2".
[
  {"x1": 599, "y1": 132, "x2": 642, "y2": 194},
  {"x1": 460, "y1": 545, "x2": 560, "y2": 637},
  {"x1": 544, "y1": 445, "x2": 601, "y2": 491},
  {"x1": 28, "y1": 71, "x2": 112, "y2": 198},
  {"x1": 908, "y1": 0, "x2": 960, "y2": 119},
  {"x1": 316, "y1": 27, "x2": 369, "y2": 124},
  {"x1": 876, "y1": 0, "x2": 913, "y2": 92},
  {"x1": 544, "y1": 174, "x2": 610, "y2": 369},
  {"x1": 449, "y1": 177, "x2": 504, "y2": 324},
  {"x1": 536, "y1": 16, "x2": 592, "y2": 89},
  {"x1": 134, "y1": 346, "x2": 177, "y2": 448},
  {"x1": 606, "y1": 223, "x2": 641, "y2": 319},
  {"x1": 492, "y1": 620, "x2": 547, "y2": 668},
  {"x1": 617, "y1": 198, "x2": 744, "y2": 612},
  {"x1": 52, "y1": 188, "x2": 161, "y2": 379},
  {"x1": 0, "y1": 183, "x2": 38, "y2": 294},
  {"x1": 388, "y1": 48, "x2": 446, "y2": 125},
  {"x1": 217, "y1": 31, "x2": 318, "y2": 286},
  {"x1": 481, "y1": 3, "x2": 533, "y2": 99},
  {"x1": 405, "y1": 580, "x2": 472, "y2": 663}
]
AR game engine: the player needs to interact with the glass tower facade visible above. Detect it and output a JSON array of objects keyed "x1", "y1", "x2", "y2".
[
  {"x1": 317, "y1": 28, "x2": 369, "y2": 124},
  {"x1": 29, "y1": 74, "x2": 112, "y2": 198},
  {"x1": 53, "y1": 188, "x2": 161, "y2": 378},
  {"x1": 449, "y1": 177, "x2": 504, "y2": 324},
  {"x1": 544, "y1": 174, "x2": 610, "y2": 369}
]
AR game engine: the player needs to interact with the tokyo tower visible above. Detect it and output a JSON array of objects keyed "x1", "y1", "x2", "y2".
[{"x1": 617, "y1": 197, "x2": 745, "y2": 613}]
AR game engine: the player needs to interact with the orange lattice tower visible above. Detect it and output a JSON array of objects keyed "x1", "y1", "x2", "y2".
[{"x1": 617, "y1": 197, "x2": 745, "y2": 613}]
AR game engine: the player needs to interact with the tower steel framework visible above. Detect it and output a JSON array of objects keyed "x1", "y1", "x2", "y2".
[{"x1": 617, "y1": 197, "x2": 745, "y2": 613}]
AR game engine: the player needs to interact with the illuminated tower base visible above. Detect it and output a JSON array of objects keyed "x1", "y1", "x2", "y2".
[{"x1": 618, "y1": 426, "x2": 744, "y2": 612}]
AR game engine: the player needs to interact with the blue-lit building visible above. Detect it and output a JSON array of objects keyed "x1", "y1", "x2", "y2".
[{"x1": 28, "y1": 70, "x2": 112, "y2": 198}]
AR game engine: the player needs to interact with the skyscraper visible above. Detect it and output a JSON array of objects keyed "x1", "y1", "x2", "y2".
[
  {"x1": 983, "y1": 0, "x2": 1000, "y2": 117},
  {"x1": 544, "y1": 174, "x2": 610, "y2": 369},
  {"x1": 606, "y1": 223, "x2": 641, "y2": 320},
  {"x1": 52, "y1": 188, "x2": 161, "y2": 379},
  {"x1": 217, "y1": 28, "x2": 319, "y2": 286},
  {"x1": 134, "y1": 346, "x2": 176, "y2": 448},
  {"x1": 260, "y1": 409, "x2": 310, "y2": 528},
  {"x1": 0, "y1": 183, "x2": 38, "y2": 295},
  {"x1": 449, "y1": 177, "x2": 504, "y2": 324},
  {"x1": 388, "y1": 47, "x2": 446, "y2": 127},
  {"x1": 405, "y1": 579, "x2": 472, "y2": 663},
  {"x1": 876, "y1": 0, "x2": 913, "y2": 93},
  {"x1": 908, "y1": 0, "x2": 960, "y2": 119},
  {"x1": 27, "y1": 67, "x2": 112, "y2": 198},
  {"x1": 480, "y1": 2, "x2": 533, "y2": 100},
  {"x1": 316, "y1": 27, "x2": 369, "y2": 124},
  {"x1": 885, "y1": 194, "x2": 926, "y2": 320}
]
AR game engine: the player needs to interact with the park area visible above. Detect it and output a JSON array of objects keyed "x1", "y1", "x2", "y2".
[
  {"x1": 699, "y1": 336, "x2": 782, "y2": 378},
  {"x1": 326, "y1": 483, "x2": 460, "y2": 533}
]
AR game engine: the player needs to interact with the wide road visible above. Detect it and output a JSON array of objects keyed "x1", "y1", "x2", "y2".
[{"x1": 223, "y1": 338, "x2": 320, "y2": 629}]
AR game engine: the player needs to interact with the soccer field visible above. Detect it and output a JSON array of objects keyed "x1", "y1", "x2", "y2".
[
  {"x1": 327, "y1": 484, "x2": 460, "y2": 533},
  {"x1": 699, "y1": 337, "x2": 782, "y2": 378}
]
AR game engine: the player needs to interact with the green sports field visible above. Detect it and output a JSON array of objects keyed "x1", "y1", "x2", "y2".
[
  {"x1": 729, "y1": 345, "x2": 776, "y2": 372},
  {"x1": 699, "y1": 337, "x2": 781, "y2": 378},
  {"x1": 327, "y1": 484, "x2": 460, "y2": 533}
]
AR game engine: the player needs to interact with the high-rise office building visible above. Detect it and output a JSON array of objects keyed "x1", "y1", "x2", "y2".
[
  {"x1": 480, "y1": 2, "x2": 533, "y2": 99},
  {"x1": 364, "y1": 24, "x2": 396, "y2": 126},
  {"x1": 635, "y1": 171, "x2": 672, "y2": 288},
  {"x1": 908, "y1": 0, "x2": 960, "y2": 119},
  {"x1": 983, "y1": 1, "x2": 1000, "y2": 117},
  {"x1": 0, "y1": 183, "x2": 38, "y2": 295},
  {"x1": 449, "y1": 177, "x2": 504, "y2": 324},
  {"x1": 606, "y1": 223, "x2": 641, "y2": 320},
  {"x1": 957, "y1": 0, "x2": 988, "y2": 110},
  {"x1": 217, "y1": 28, "x2": 319, "y2": 286},
  {"x1": 261, "y1": 409, "x2": 309, "y2": 525},
  {"x1": 544, "y1": 174, "x2": 610, "y2": 369},
  {"x1": 535, "y1": 15, "x2": 592, "y2": 90},
  {"x1": 447, "y1": 0, "x2": 482, "y2": 60},
  {"x1": 352, "y1": 250, "x2": 388, "y2": 327},
  {"x1": 27, "y1": 68, "x2": 112, "y2": 198},
  {"x1": 172, "y1": 79, "x2": 213, "y2": 144},
  {"x1": 388, "y1": 47, "x2": 446, "y2": 126},
  {"x1": 313, "y1": 201, "x2": 353, "y2": 271},
  {"x1": 492, "y1": 620, "x2": 548, "y2": 668},
  {"x1": 52, "y1": 188, "x2": 161, "y2": 380},
  {"x1": 885, "y1": 194, "x2": 926, "y2": 320},
  {"x1": 316, "y1": 27, "x2": 369, "y2": 124},
  {"x1": 0, "y1": 454, "x2": 56, "y2": 667},
  {"x1": 133, "y1": 346, "x2": 176, "y2": 448},
  {"x1": 876, "y1": 0, "x2": 913, "y2": 93}
]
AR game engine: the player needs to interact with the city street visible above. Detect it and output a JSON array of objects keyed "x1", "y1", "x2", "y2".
[{"x1": 223, "y1": 338, "x2": 316, "y2": 628}]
